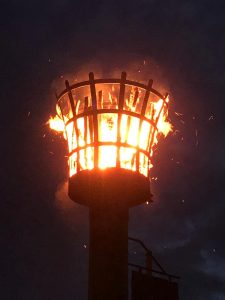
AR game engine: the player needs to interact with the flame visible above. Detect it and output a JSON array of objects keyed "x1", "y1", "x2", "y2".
[
  {"x1": 48, "y1": 115, "x2": 65, "y2": 132},
  {"x1": 49, "y1": 84, "x2": 172, "y2": 177}
]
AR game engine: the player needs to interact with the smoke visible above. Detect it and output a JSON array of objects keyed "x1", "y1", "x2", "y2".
[
  {"x1": 50, "y1": 56, "x2": 172, "y2": 101},
  {"x1": 54, "y1": 180, "x2": 88, "y2": 231},
  {"x1": 55, "y1": 181, "x2": 73, "y2": 210}
]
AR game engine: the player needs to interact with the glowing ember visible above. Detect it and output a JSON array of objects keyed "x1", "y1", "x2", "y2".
[{"x1": 49, "y1": 74, "x2": 172, "y2": 177}]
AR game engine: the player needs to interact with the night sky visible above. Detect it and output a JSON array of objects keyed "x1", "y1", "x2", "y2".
[{"x1": 1, "y1": 0, "x2": 225, "y2": 299}]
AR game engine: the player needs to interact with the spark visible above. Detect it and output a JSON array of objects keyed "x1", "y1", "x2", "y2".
[
  {"x1": 175, "y1": 112, "x2": 183, "y2": 116},
  {"x1": 195, "y1": 129, "x2": 198, "y2": 147},
  {"x1": 173, "y1": 129, "x2": 180, "y2": 135},
  {"x1": 151, "y1": 177, "x2": 158, "y2": 181}
]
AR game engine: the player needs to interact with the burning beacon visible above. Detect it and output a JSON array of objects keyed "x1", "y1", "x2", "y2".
[{"x1": 49, "y1": 72, "x2": 172, "y2": 300}]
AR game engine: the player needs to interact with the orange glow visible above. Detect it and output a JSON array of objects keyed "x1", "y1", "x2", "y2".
[
  {"x1": 49, "y1": 81, "x2": 172, "y2": 177},
  {"x1": 48, "y1": 115, "x2": 65, "y2": 132}
]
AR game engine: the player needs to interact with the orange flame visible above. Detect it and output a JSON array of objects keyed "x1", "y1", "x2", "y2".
[
  {"x1": 48, "y1": 115, "x2": 65, "y2": 132},
  {"x1": 49, "y1": 84, "x2": 172, "y2": 177}
]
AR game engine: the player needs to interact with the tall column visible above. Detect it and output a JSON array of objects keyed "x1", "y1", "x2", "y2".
[
  {"x1": 88, "y1": 202, "x2": 129, "y2": 300},
  {"x1": 68, "y1": 169, "x2": 150, "y2": 300}
]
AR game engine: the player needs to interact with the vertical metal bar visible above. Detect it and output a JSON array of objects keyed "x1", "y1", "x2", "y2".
[
  {"x1": 58, "y1": 103, "x2": 75, "y2": 172},
  {"x1": 122, "y1": 87, "x2": 138, "y2": 171},
  {"x1": 84, "y1": 96, "x2": 88, "y2": 168},
  {"x1": 117, "y1": 72, "x2": 126, "y2": 168},
  {"x1": 84, "y1": 96, "x2": 89, "y2": 110},
  {"x1": 132, "y1": 87, "x2": 139, "y2": 107},
  {"x1": 98, "y1": 90, "x2": 103, "y2": 109},
  {"x1": 89, "y1": 116, "x2": 94, "y2": 143},
  {"x1": 89, "y1": 203, "x2": 129, "y2": 300},
  {"x1": 141, "y1": 80, "x2": 153, "y2": 116},
  {"x1": 133, "y1": 87, "x2": 140, "y2": 173},
  {"x1": 65, "y1": 80, "x2": 80, "y2": 172},
  {"x1": 136, "y1": 80, "x2": 153, "y2": 174},
  {"x1": 89, "y1": 72, "x2": 98, "y2": 168},
  {"x1": 155, "y1": 93, "x2": 169, "y2": 125}
]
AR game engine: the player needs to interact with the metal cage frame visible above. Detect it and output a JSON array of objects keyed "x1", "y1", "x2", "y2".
[{"x1": 56, "y1": 72, "x2": 168, "y2": 177}]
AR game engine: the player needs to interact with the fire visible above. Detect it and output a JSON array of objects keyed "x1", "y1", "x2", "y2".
[
  {"x1": 48, "y1": 115, "x2": 64, "y2": 132},
  {"x1": 49, "y1": 80, "x2": 172, "y2": 177}
]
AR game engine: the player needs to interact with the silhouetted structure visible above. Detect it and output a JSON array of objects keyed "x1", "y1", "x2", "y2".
[
  {"x1": 54, "y1": 72, "x2": 173, "y2": 300},
  {"x1": 132, "y1": 271, "x2": 179, "y2": 300},
  {"x1": 129, "y1": 238, "x2": 179, "y2": 300}
]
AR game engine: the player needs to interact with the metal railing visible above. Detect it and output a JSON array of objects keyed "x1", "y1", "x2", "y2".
[{"x1": 128, "y1": 237, "x2": 180, "y2": 282}]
